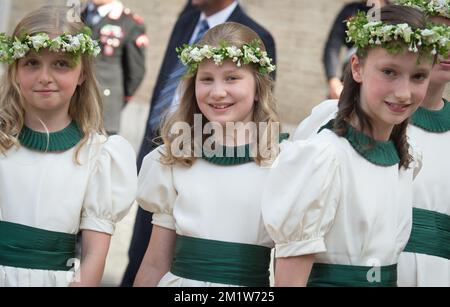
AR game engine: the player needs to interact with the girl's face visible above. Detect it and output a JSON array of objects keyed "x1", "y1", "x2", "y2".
[
  {"x1": 16, "y1": 49, "x2": 84, "y2": 119},
  {"x1": 351, "y1": 47, "x2": 432, "y2": 131},
  {"x1": 430, "y1": 16, "x2": 450, "y2": 85},
  {"x1": 195, "y1": 59, "x2": 257, "y2": 126}
]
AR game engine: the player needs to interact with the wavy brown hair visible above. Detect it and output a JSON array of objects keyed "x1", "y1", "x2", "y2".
[
  {"x1": 334, "y1": 5, "x2": 429, "y2": 169},
  {"x1": 0, "y1": 5, "x2": 105, "y2": 162},
  {"x1": 159, "y1": 22, "x2": 280, "y2": 167}
]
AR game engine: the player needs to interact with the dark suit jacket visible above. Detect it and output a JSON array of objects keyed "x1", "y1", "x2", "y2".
[{"x1": 138, "y1": 4, "x2": 276, "y2": 170}]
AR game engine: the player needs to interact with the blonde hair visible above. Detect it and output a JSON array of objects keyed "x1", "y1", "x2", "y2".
[
  {"x1": 0, "y1": 5, "x2": 105, "y2": 162},
  {"x1": 160, "y1": 22, "x2": 280, "y2": 167}
]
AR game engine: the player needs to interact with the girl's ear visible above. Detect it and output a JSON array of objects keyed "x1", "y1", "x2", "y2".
[
  {"x1": 254, "y1": 92, "x2": 259, "y2": 102},
  {"x1": 77, "y1": 69, "x2": 86, "y2": 86},
  {"x1": 351, "y1": 54, "x2": 363, "y2": 83}
]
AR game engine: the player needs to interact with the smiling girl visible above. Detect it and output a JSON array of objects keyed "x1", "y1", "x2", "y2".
[
  {"x1": 133, "y1": 22, "x2": 285, "y2": 287},
  {"x1": 0, "y1": 6, "x2": 137, "y2": 287},
  {"x1": 262, "y1": 5, "x2": 450, "y2": 287}
]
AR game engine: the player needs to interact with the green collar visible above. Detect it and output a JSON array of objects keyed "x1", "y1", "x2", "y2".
[
  {"x1": 320, "y1": 120, "x2": 400, "y2": 167},
  {"x1": 19, "y1": 121, "x2": 83, "y2": 152},
  {"x1": 202, "y1": 133, "x2": 289, "y2": 166},
  {"x1": 411, "y1": 99, "x2": 450, "y2": 133}
]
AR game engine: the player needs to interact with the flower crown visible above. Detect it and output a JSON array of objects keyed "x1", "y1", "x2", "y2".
[
  {"x1": 176, "y1": 39, "x2": 276, "y2": 75},
  {"x1": 392, "y1": 0, "x2": 450, "y2": 18},
  {"x1": 0, "y1": 28, "x2": 101, "y2": 64},
  {"x1": 346, "y1": 11, "x2": 450, "y2": 56}
]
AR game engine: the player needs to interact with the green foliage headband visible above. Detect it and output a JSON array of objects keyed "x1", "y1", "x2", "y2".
[
  {"x1": 176, "y1": 39, "x2": 276, "y2": 75},
  {"x1": 392, "y1": 0, "x2": 450, "y2": 18},
  {"x1": 346, "y1": 11, "x2": 450, "y2": 56},
  {"x1": 0, "y1": 27, "x2": 101, "y2": 64}
]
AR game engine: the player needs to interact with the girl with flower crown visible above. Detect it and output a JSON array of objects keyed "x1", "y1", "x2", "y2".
[
  {"x1": 262, "y1": 4, "x2": 449, "y2": 287},
  {"x1": 0, "y1": 5, "x2": 137, "y2": 287},
  {"x1": 393, "y1": 0, "x2": 450, "y2": 287},
  {"x1": 133, "y1": 22, "x2": 284, "y2": 287}
]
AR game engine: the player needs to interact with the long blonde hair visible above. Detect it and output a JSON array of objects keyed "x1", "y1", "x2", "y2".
[
  {"x1": 160, "y1": 22, "x2": 280, "y2": 167},
  {"x1": 0, "y1": 5, "x2": 105, "y2": 162}
]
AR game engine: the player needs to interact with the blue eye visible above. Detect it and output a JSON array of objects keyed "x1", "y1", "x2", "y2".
[
  {"x1": 383, "y1": 69, "x2": 395, "y2": 76},
  {"x1": 413, "y1": 73, "x2": 427, "y2": 81},
  {"x1": 24, "y1": 59, "x2": 39, "y2": 67},
  {"x1": 226, "y1": 76, "x2": 239, "y2": 81},
  {"x1": 54, "y1": 60, "x2": 71, "y2": 69}
]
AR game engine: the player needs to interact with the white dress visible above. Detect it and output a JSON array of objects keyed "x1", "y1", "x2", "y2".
[
  {"x1": 397, "y1": 105, "x2": 450, "y2": 287},
  {"x1": 0, "y1": 134, "x2": 137, "y2": 287},
  {"x1": 262, "y1": 126, "x2": 421, "y2": 286},
  {"x1": 137, "y1": 146, "x2": 275, "y2": 287}
]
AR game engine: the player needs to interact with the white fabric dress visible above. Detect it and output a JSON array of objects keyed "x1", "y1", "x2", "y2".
[
  {"x1": 137, "y1": 147, "x2": 274, "y2": 287},
  {"x1": 293, "y1": 99, "x2": 338, "y2": 141},
  {"x1": 0, "y1": 134, "x2": 137, "y2": 287},
  {"x1": 262, "y1": 127, "x2": 421, "y2": 285},
  {"x1": 397, "y1": 120, "x2": 450, "y2": 287}
]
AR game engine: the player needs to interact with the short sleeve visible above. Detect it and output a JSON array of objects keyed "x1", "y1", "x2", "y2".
[
  {"x1": 80, "y1": 135, "x2": 138, "y2": 235},
  {"x1": 137, "y1": 147, "x2": 177, "y2": 231},
  {"x1": 262, "y1": 139, "x2": 341, "y2": 258},
  {"x1": 292, "y1": 100, "x2": 338, "y2": 141}
]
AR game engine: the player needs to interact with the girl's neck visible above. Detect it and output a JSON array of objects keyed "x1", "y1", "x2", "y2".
[
  {"x1": 24, "y1": 111, "x2": 72, "y2": 133},
  {"x1": 421, "y1": 83, "x2": 446, "y2": 110},
  {"x1": 349, "y1": 115, "x2": 393, "y2": 142}
]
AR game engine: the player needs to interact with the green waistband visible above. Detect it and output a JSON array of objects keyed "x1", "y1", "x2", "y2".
[
  {"x1": 0, "y1": 221, "x2": 76, "y2": 271},
  {"x1": 404, "y1": 208, "x2": 450, "y2": 259},
  {"x1": 308, "y1": 263, "x2": 398, "y2": 287},
  {"x1": 170, "y1": 235, "x2": 271, "y2": 287}
]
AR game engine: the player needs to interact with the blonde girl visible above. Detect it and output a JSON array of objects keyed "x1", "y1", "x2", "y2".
[
  {"x1": 0, "y1": 5, "x2": 137, "y2": 287},
  {"x1": 134, "y1": 22, "x2": 284, "y2": 287}
]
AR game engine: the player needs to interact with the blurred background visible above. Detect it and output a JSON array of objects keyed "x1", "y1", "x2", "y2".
[{"x1": 2, "y1": 0, "x2": 446, "y2": 286}]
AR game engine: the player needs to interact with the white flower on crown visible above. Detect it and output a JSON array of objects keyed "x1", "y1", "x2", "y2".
[
  {"x1": 180, "y1": 46, "x2": 193, "y2": 64},
  {"x1": 189, "y1": 47, "x2": 203, "y2": 62},
  {"x1": 226, "y1": 46, "x2": 242, "y2": 58},
  {"x1": 213, "y1": 54, "x2": 224, "y2": 65},
  {"x1": 29, "y1": 34, "x2": 49, "y2": 51},
  {"x1": 364, "y1": 21, "x2": 382, "y2": 29},
  {"x1": 11, "y1": 40, "x2": 30, "y2": 60},
  {"x1": 66, "y1": 36, "x2": 81, "y2": 52},
  {"x1": 421, "y1": 29, "x2": 439, "y2": 43},
  {"x1": 243, "y1": 46, "x2": 259, "y2": 63},
  {"x1": 199, "y1": 45, "x2": 214, "y2": 59},
  {"x1": 259, "y1": 55, "x2": 269, "y2": 66},
  {"x1": 433, "y1": 0, "x2": 447, "y2": 10},
  {"x1": 49, "y1": 36, "x2": 63, "y2": 53}
]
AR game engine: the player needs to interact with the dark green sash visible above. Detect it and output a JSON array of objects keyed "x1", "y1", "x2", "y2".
[
  {"x1": 404, "y1": 208, "x2": 450, "y2": 259},
  {"x1": 0, "y1": 221, "x2": 76, "y2": 271},
  {"x1": 170, "y1": 235, "x2": 271, "y2": 287},
  {"x1": 308, "y1": 263, "x2": 398, "y2": 287}
]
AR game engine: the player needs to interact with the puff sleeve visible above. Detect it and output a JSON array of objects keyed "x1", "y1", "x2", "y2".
[
  {"x1": 262, "y1": 140, "x2": 341, "y2": 258},
  {"x1": 293, "y1": 100, "x2": 338, "y2": 141},
  {"x1": 136, "y1": 147, "x2": 177, "y2": 231},
  {"x1": 80, "y1": 135, "x2": 138, "y2": 235}
]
